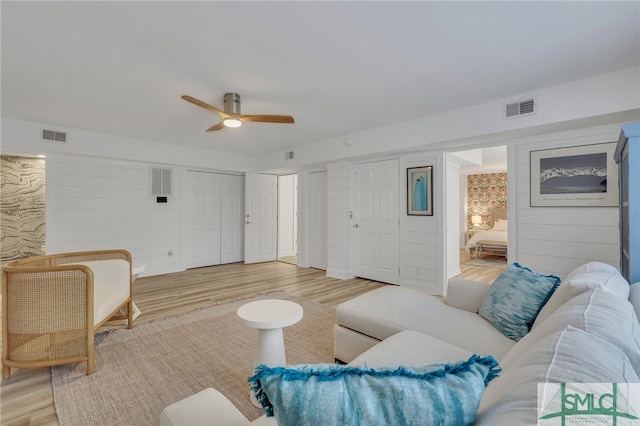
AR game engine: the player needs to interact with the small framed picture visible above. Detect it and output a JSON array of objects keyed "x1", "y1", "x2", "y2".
[
  {"x1": 530, "y1": 142, "x2": 618, "y2": 207},
  {"x1": 407, "y1": 166, "x2": 433, "y2": 216}
]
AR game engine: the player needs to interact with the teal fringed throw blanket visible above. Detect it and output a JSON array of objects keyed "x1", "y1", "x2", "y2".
[{"x1": 248, "y1": 354, "x2": 500, "y2": 426}]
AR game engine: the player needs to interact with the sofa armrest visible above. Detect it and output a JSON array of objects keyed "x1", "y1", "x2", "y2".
[
  {"x1": 160, "y1": 388, "x2": 252, "y2": 426},
  {"x1": 445, "y1": 279, "x2": 490, "y2": 312}
]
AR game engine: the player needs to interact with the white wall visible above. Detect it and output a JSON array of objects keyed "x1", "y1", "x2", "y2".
[
  {"x1": 399, "y1": 152, "x2": 444, "y2": 294},
  {"x1": 257, "y1": 67, "x2": 639, "y2": 173},
  {"x1": 1, "y1": 117, "x2": 257, "y2": 173},
  {"x1": 3, "y1": 68, "x2": 637, "y2": 284},
  {"x1": 46, "y1": 155, "x2": 183, "y2": 276},
  {"x1": 509, "y1": 124, "x2": 623, "y2": 278},
  {"x1": 446, "y1": 161, "x2": 461, "y2": 279}
]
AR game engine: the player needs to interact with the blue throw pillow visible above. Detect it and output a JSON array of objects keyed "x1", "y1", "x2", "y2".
[
  {"x1": 248, "y1": 354, "x2": 500, "y2": 426},
  {"x1": 478, "y1": 262, "x2": 561, "y2": 341}
]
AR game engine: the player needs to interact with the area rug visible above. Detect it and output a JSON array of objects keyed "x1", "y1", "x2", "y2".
[{"x1": 52, "y1": 291, "x2": 335, "y2": 425}]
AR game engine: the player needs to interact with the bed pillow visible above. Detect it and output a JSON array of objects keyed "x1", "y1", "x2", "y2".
[
  {"x1": 248, "y1": 355, "x2": 500, "y2": 426},
  {"x1": 478, "y1": 263, "x2": 561, "y2": 341},
  {"x1": 491, "y1": 219, "x2": 508, "y2": 231}
]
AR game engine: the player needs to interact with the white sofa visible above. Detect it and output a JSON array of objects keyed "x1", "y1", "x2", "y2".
[{"x1": 160, "y1": 261, "x2": 640, "y2": 425}]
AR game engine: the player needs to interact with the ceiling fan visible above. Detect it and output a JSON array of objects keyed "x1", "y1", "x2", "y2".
[{"x1": 181, "y1": 93, "x2": 295, "y2": 131}]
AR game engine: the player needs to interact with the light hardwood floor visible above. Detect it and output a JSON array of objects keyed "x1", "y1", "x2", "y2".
[{"x1": 1, "y1": 257, "x2": 503, "y2": 425}]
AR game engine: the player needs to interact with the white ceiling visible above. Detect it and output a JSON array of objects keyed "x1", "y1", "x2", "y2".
[{"x1": 2, "y1": 1, "x2": 639, "y2": 157}]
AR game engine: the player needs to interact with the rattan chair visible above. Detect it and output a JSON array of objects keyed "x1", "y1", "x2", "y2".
[{"x1": 2, "y1": 249, "x2": 134, "y2": 378}]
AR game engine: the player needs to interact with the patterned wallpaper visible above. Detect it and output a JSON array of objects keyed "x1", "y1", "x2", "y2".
[
  {"x1": 467, "y1": 172, "x2": 507, "y2": 230},
  {"x1": 1, "y1": 156, "x2": 46, "y2": 262}
]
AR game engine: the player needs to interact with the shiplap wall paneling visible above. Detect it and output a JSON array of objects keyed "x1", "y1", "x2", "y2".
[
  {"x1": 295, "y1": 171, "x2": 309, "y2": 267},
  {"x1": 400, "y1": 153, "x2": 442, "y2": 295},
  {"x1": 326, "y1": 162, "x2": 353, "y2": 279},
  {"x1": 446, "y1": 161, "x2": 461, "y2": 278},
  {"x1": 513, "y1": 128, "x2": 621, "y2": 278},
  {"x1": 309, "y1": 171, "x2": 328, "y2": 270},
  {"x1": 49, "y1": 157, "x2": 183, "y2": 276}
]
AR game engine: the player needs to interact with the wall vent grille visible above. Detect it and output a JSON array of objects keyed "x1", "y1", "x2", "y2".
[
  {"x1": 504, "y1": 98, "x2": 536, "y2": 118},
  {"x1": 42, "y1": 129, "x2": 67, "y2": 142},
  {"x1": 285, "y1": 151, "x2": 294, "y2": 160},
  {"x1": 150, "y1": 167, "x2": 172, "y2": 196}
]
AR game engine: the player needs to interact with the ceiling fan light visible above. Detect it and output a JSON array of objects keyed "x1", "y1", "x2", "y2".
[{"x1": 223, "y1": 118, "x2": 242, "y2": 128}]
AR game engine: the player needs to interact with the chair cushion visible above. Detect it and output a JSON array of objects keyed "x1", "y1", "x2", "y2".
[
  {"x1": 478, "y1": 263, "x2": 560, "y2": 341},
  {"x1": 249, "y1": 355, "x2": 500, "y2": 426},
  {"x1": 73, "y1": 259, "x2": 131, "y2": 325}
]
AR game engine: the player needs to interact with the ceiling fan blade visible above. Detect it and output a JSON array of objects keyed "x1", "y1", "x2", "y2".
[
  {"x1": 240, "y1": 114, "x2": 295, "y2": 124},
  {"x1": 206, "y1": 121, "x2": 226, "y2": 132},
  {"x1": 182, "y1": 95, "x2": 228, "y2": 117}
]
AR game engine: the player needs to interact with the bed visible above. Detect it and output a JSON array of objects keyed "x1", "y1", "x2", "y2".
[{"x1": 464, "y1": 208, "x2": 508, "y2": 259}]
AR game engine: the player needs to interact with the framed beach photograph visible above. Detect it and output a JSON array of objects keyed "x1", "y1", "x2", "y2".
[
  {"x1": 407, "y1": 166, "x2": 433, "y2": 216},
  {"x1": 530, "y1": 143, "x2": 618, "y2": 207}
]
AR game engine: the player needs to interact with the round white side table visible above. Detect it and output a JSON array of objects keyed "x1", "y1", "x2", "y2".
[{"x1": 237, "y1": 299, "x2": 303, "y2": 407}]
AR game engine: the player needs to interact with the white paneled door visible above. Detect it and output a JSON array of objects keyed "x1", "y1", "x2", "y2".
[
  {"x1": 244, "y1": 173, "x2": 278, "y2": 264},
  {"x1": 220, "y1": 174, "x2": 245, "y2": 264},
  {"x1": 353, "y1": 159, "x2": 399, "y2": 284},
  {"x1": 184, "y1": 171, "x2": 221, "y2": 269}
]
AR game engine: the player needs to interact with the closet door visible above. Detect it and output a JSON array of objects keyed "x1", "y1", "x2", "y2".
[
  {"x1": 184, "y1": 171, "x2": 221, "y2": 269},
  {"x1": 220, "y1": 174, "x2": 244, "y2": 264},
  {"x1": 244, "y1": 173, "x2": 278, "y2": 264}
]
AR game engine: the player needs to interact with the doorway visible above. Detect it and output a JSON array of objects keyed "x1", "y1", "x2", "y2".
[
  {"x1": 445, "y1": 146, "x2": 508, "y2": 278},
  {"x1": 277, "y1": 174, "x2": 298, "y2": 265}
]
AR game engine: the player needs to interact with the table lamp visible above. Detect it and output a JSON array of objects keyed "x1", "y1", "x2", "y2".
[{"x1": 472, "y1": 215, "x2": 482, "y2": 229}]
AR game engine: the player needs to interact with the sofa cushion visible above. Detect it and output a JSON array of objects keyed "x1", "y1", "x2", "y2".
[
  {"x1": 629, "y1": 283, "x2": 640, "y2": 321},
  {"x1": 336, "y1": 286, "x2": 515, "y2": 359},
  {"x1": 478, "y1": 263, "x2": 560, "y2": 341},
  {"x1": 476, "y1": 326, "x2": 640, "y2": 426},
  {"x1": 73, "y1": 259, "x2": 131, "y2": 325},
  {"x1": 350, "y1": 330, "x2": 474, "y2": 367},
  {"x1": 249, "y1": 355, "x2": 500, "y2": 426},
  {"x1": 499, "y1": 288, "x2": 640, "y2": 374},
  {"x1": 159, "y1": 388, "x2": 254, "y2": 426},
  {"x1": 445, "y1": 279, "x2": 490, "y2": 312},
  {"x1": 534, "y1": 261, "x2": 629, "y2": 328}
]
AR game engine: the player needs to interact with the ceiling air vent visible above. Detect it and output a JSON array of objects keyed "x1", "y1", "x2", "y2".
[
  {"x1": 42, "y1": 129, "x2": 67, "y2": 142},
  {"x1": 504, "y1": 98, "x2": 535, "y2": 118}
]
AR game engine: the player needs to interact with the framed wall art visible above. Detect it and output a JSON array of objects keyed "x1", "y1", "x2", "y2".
[
  {"x1": 530, "y1": 142, "x2": 618, "y2": 207},
  {"x1": 407, "y1": 166, "x2": 433, "y2": 216}
]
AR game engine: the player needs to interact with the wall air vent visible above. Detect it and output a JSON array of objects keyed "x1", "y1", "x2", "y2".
[
  {"x1": 285, "y1": 151, "x2": 294, "y2": 160},
  {"x1": 42, "y1": 129, "x2": 67, "y2": 142},
  {"x1": 150, "y1": 166, "x2": 172, "y2": 196},
  {"x1": 504, "y1": 98, "x2": 536, "y2": 118}
]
